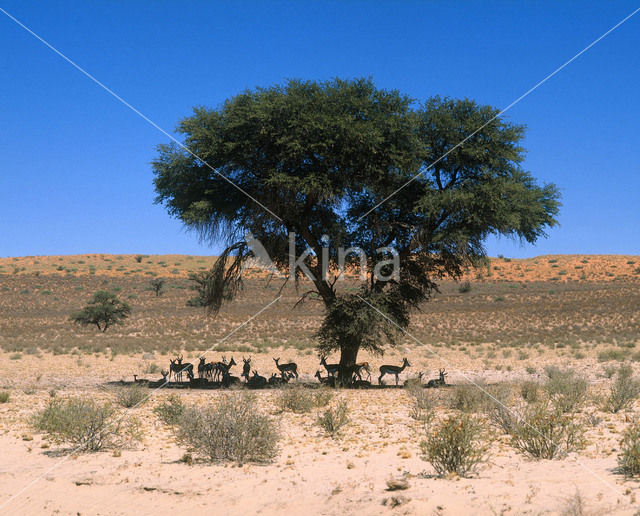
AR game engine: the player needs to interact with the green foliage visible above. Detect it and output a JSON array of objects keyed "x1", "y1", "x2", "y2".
[
  {"x1": 277, "y1": 386, "x2": 333, "y2": 413},
  {"x1": 153, "y1": 77, "x2": 560, "y2": 366},
  {"x1": 150, "y1": 278, "x2": 165, "y2": 297},
  {"x1": 175, "y1": 393, "x2": 279, "y2": 464},
  {"x1": 448, "y1": 383, "x2": 511, "y2": 413},
  {"x1": 603, "y1": 365, "x2": 640, "y2": 413},
  {"x1": 153, "y1": 394, "x2": 186, "y2": 425},
  {"x1": 406, "y1": 383, "x2": 435, "y2": 426},
  {"x1": 317, "y1": 400, "x2": 350, "y2": 437},
  {"x1": 70, "y1": 290, "x2": 131, "y2": 332},
  {"x1": 618, "y1": 421, "x2": 640, "y2": 476},
  {"x1": 543, "y1": 367, "x2": 588, "y2": 413},
  {"x1": 421, "y1": 413, "x2": 489, "y2": 477},
  {"x1": 0, "y1": 391, "x2": 9, "y2": 403},
  {"x1": 520, "y1": 381, "x2": 540, "y2": 404},
  {"x1": 32, "y1": 397, "x2": 142, "y2": 452},
  {"x1": 509, "y1": 402, "x2": 585, "y2": 459},
  {"x1": 115, "y1": 384, "x2": 149, "y2": 408}
]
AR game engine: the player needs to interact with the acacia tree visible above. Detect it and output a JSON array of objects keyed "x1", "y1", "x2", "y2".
[
  {"x1": 153, "y1": 78, "x2": 560, "y2": 380},
  {"x1": 70, "y1": 290, "x2": 131, "y2": 332}
]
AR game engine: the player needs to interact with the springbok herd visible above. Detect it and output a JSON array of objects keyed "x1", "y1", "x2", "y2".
[{"x1": 158, "y1": 354, "x2": 449, "y2": 389}]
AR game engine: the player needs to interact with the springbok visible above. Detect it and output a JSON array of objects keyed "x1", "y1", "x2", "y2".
[
  {"x1": 160, "y1": 370, "x2": 169, "y2": 383},
  {"x1": 404, "y1": 372, "x2": 424, "y2": 387},
  {"x1": 198, "y1": 357, "x2": 207, "y2": 379},
  {"x1": 248, "y1": 370, "x2": 267, "y2": 389},
  {"x1": 273, "y1": 358, "x2": 298, "y2": 379},
  {"x1": 378, "y1": 358, "x2": 411, "y2": 385},
  {"x1": 315, "y1": 370, "x2": 336, "y2": 387},
  {"x1": 241, "y1": 356, "x2": 251, "y2": 382},
  {"x1": 170, "y1": 355, "x2": 194, "y2": 382},
  {"x1": 426, "y1": 369, "x2": 448, "y2": 388},
  {"x1": 213, "y1": 357, "x2": 236, "y2": 382},
  {"x1": 268, "y1": 373, "x2": 289, "y2": 386},
  {"x1": 320, "y1": 356, "x2": 339, "y2": 378},
  {"x1": 354, "y1": 362, "x2": 372, "y2": 381}
]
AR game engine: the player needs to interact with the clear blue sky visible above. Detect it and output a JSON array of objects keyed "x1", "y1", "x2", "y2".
[{"x1": 1, "y1": 1, "x2": 639, "y2": 258}]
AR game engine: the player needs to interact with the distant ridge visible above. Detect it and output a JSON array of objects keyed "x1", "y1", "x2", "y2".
[{"x1": 0, "y1": 253, "x2": 638, "y2": 283}]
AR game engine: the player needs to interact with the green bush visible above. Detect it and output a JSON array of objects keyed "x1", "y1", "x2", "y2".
[
  {"x1": 421, "y1": 414, "x2": 489, "y2": 477},
  {"x1": 509, "y1": 402, "x2": 585, "y2": 459},
  {"x1": 520, "y1": 381, "x2": 540, "y2": 404},
  {"x1": 277, "y1": 386, "x2": 333, "y2": 413},
  {"x1": 153, "y1": 394, "x2": 186, "y2": 425},
  {"x1": 32, "y1": 397, "x2": 142, "y2": 452},
  {"x1": 115, "y1": 384, "x2": 149, "y2": 408},
  {"x1": 175, "y1": 393, "x2": 278, "y2": 464},
  {"x1": 543, "y1": 368, "x2": 588, "y2": 413},
  {"x1": 406, "y1": 383, "x2": 435, "y2": 426},
  {"x1": 449, "y1": 383, "x2": 511, "y2": 413},
  {"x1": 0, "y1": 391, "x2": 9, "y2": 403},
  {"x1": 317, "y1": 400, "x2": 349, "y2": 437},
  {"x1": 618, "y1": 421, "x2": 640, "y2": 476},
  {"x1": 603, "y1": 365, "x2": 640, "y2": 413}
]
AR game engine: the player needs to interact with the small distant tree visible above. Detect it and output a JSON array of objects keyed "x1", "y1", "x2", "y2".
[
  {"x1": 70, "y1": 291, "x2": 131, "y2": 332},
  {"x1": 150, "y1": 278, "x2": 166, "y2": 297}
]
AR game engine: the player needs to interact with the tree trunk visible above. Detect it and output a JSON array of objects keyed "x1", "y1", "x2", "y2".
[{"x1": 338, "y1": 343, "x2": 360, "y2": 385}]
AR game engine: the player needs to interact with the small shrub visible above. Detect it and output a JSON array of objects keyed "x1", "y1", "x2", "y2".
[
  {"x1": 458, "y1": 281, "x2": 472, "y2": 294},
  {"x1": 520, "y1": 381, "x2": 540, "y2": 404},
  {"x1": 0, "y1": 391, "x2": 9, "y2": 403},
  {"x1": 421, "y1": 413, "x2": 489, "y2": 477},
  {"x1": 603, "y1": 365, "x2": 640, "y2": 413},
  {"x1": 406, "y1": 383, "x2": 435, "y2": 426},
  {"x1": 277, "y1": 386, "x2": 333, "y2": 413},
  {"x1": 115, "y1": 385, "x2": 149, "y2": 408},
  {"x1": 509, "y1": 402, "x2": 585, "y2": 459},
  {"x1": 32, "y1": 397, "x2": 142, "y2": 452},
  {"x1": 543, "y1": 368, "x2": 588, "y2": 413},
  {"x1": 317, "y1": 400, "x2": 349, "y2": 437},
  {"x1": 175, "y1": 393, "x2": 279, "y2": 464},
  {"x1": 597, "y1": 349, "x2": 626, "y2": 362},
  {"x1": 449, "y1": 383, "x2": 511, "y2": 413},
  {"x1": 144, "y1": 363, "x2": 161, "y2": 374},
  {"x1": 153, "y1": 394, "x2": 186, "y2": 425},
  {"x1": 618, "y1": 421, "x2": 640, "y2": 476}
]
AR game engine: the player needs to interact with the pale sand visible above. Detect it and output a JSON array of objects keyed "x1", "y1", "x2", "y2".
[{"x1": 1, "y1": 349, "x2": 640, "y2": 515}]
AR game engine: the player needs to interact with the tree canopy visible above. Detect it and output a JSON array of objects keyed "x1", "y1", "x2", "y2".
[
  {"x1": 70, "y1": 290, "x2": 132, "y2": 332},
  {"x1": 153, "y1": 77, "x2": 560, "y2": 378}
]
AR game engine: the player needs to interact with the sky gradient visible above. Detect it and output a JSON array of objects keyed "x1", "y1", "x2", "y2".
[{"x1": 1, "y1": 1, "x2": 639, "y2": 258}]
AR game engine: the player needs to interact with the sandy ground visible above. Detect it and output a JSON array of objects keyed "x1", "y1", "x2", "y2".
[{"x1": 1, "y1": 349, "x2": 640, "y2": 516}]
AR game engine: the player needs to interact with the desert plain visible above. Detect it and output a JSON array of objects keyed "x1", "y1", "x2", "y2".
[{"x1": 1, "y1": 253, "x2": 640, "y2": 515}]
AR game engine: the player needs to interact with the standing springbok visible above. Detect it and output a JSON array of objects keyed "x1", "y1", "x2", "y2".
[
  {"x1": 170, "y1": 355, "x2": 194, "y2": 382},
  {"x1": 426, "y1": 369, "x2": 448, "y2": 388},
  {"x1": 378, "y1": 358, "x2": 411, "y2": 385},
  {"x1": 320, "y1": 356, "x2": 339, "y2": 378},
  {"x1": 197, "y1": 357, "x2": 207, "y2": 379},
  {"x1": 214, "y1": 357, "x2": 236, "y2": 382},
  {"x1": 273, "y1": 358, "x2": 298, "y2": 379},
  {"x1": 241, "y1": 357, "x2": 251, "y2": 382},
  {"x1": 354, "y1": 362, "x2": 372, "y2": 381}
]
